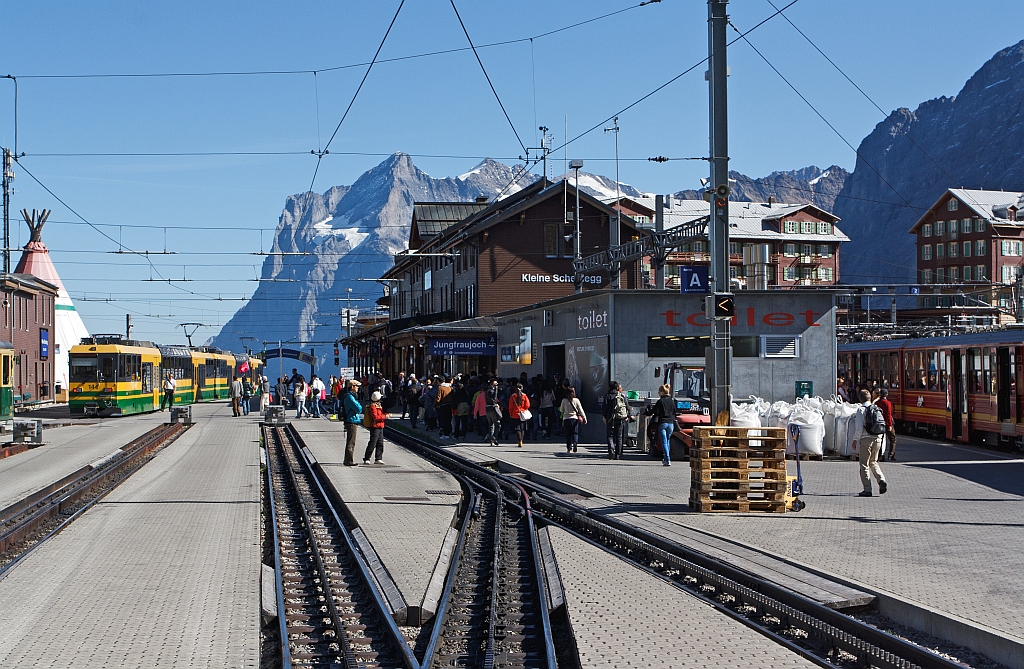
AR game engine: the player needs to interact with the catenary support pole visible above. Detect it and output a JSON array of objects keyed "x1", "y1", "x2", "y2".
[
  {"x1": 707, "y1": 0, "x2": 732, "y2": 422},
  {"x1": 655, "y1": 194, "x2": 666, "y2": 290},
  {"x1": 2, "y1": 148, "x2": 11, "y2": 274}
]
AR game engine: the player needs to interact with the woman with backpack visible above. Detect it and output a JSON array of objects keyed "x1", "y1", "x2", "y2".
[
  {"x1": 559, "y1": 387, "x2": 586, "y2": 453},
  {"x1": 508, "y1": 383, "x2": 531, "y2": 448},
  {"x1": 362, "y1": 391, "x2": 387, "y2": 465}
]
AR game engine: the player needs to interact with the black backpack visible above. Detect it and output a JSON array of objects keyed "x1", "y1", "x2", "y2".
[{"x1": 864, "y1": 404, "x2": 887, "y2": 435}]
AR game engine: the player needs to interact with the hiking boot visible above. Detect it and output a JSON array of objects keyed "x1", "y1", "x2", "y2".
[
  {"x1": 858, "y1": 490, "x2": 873, "y2": 497},
  {"x1": 879, "y1": 481, "x2": 888, "y2": 494}
]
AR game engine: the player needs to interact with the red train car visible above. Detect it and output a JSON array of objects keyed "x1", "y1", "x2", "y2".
[{"x1": 838, "y1": 331, "x2": 1024, "y2": 450}]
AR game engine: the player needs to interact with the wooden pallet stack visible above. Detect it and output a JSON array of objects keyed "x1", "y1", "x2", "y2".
[{"x1": 689, "y1": 426, "x2": 788, "y2": 513}]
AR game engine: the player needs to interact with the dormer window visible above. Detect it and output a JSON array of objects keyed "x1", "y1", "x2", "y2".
[
  {"x1": 816, "y1": 221, "x2": 831, "y2": 235},
  {"x1": 947, "y1": 198, "x2": 959, "y2": 211},
  {"x1": 800, "y1": 221, "x2": 814, "y2": 234}
]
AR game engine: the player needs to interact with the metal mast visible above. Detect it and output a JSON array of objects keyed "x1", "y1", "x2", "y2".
[
  {"x1": 605, "y1": 117, "x2": 621, "y2": 288},
  {"x1": 2, "y1": 149, "x2": 12, "y2": 274},
  {"x1": 707, "y1": 0, "x2": 733, "y2": 422}
]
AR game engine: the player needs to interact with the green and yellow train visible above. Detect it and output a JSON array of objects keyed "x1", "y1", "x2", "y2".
[{"x1": 68, "y1": 336, "x2": 263, "y2": 417}]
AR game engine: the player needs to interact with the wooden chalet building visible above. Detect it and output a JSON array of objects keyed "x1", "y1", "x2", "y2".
[
  {"x1": 911, "y1": 188, "x2": 1024, "y2": 319},
  {"x1": 347, "y1": 179, "x2": 645, "y2": 379},
  {"x1": 610, "y1": 196, "x2": 847, "y2": 289},
  {"x1": 388, "y1": 178, "x2": 643, "y2": 321}
]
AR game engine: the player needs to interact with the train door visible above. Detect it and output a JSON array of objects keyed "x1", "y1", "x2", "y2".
[
  {"x1": 997, "y1": 347, "x2": 1011, "y2": 422},
  {"x1": 950, "y1": 350, "x2": 965, "y2": 441},
  {"x1": 196, "y1": 363, "x2": 206, "y2": 396}
]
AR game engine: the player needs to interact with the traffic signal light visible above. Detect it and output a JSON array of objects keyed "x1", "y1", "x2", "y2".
[{"x1": 706, "y1": 293, "x2": 735, "y2": 319}]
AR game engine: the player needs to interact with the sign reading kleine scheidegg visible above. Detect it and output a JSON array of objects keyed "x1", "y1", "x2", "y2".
[
  {"x1": 430, "y1": 335, "x2": 497, "y2": 357},
  {"x1": 521, "y1": 273, "x2": 602, "y2": 285}
]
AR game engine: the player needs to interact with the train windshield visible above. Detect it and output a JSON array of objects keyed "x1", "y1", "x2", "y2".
[{"x1": 70, "y1": 355, "x2": 98, "y2": 381}]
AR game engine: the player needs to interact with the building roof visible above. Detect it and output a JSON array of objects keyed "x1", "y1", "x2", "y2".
[
  {"x1": 411, "y1": 202, "x2": 489, "y2": 242},
  {"x1": 386, "y1": 179, "x2": 644, "y2": 278},
  {"x1": 910, "y1": 188, "x2": 1024, "y2": 233},
  {"x1": 614, "y1": 197, "x2": 849, "y2": 243}
]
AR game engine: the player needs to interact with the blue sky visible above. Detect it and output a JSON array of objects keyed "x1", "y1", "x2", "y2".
[{"x1": 1, "y1": 0, "x2": 1021, "y2": 344}]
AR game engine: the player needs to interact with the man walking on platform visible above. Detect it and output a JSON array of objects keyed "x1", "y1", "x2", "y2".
[
  {"x1": 161, "y1": 372, "x2": 176, "y2": 411},
  {"x1": 342, "y1": 379, "x2": 363, "y2": 466},
  {"x1": 876, "y1": 388, "x2": 897, "y2": 460},
  {"x1": 229, "y1": 375, "x2": 243, "y2": 417},
  {"x1": 853, "y1": 389, "x2": 888, "y2": 497},
  {"x1": 602, "y1": 381, "x2": 629, "y2": 460}
]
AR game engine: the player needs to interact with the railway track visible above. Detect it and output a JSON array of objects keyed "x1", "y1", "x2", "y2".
[
  {"x1": 384, "y1": 426, "x2": 970, "y2": 669},
  {"x1": 263, "y1": 425, "x2": 418, "y2": 669},
  {"x1": 0, "y1": 421, "x2": 187, "y2": 576},
  {"x1": 264, "y1": 423, "x2": 562, "y2": 669}
]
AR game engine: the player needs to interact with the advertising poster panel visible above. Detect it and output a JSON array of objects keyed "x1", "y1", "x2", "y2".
[{"x1": 565, "y1": 336, "x2": 609, "y2": 411}]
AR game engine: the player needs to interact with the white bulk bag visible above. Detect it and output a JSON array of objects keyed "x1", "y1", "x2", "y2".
[
  {"x1": 834, "y1": 403, "x2": 861, "y2": 457},
  {"x1": 787, "y1": 404, "x2": 825, "y2": 456},
  {"x1": 730, "y1": 400, "x2": 764, "y2": 447},
  {"x1": 767, "y1": 401, "x2": 792, "y2": 429}
]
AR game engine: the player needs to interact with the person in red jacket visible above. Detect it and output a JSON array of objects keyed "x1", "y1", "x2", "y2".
[
  {"x1": 508, "y1": 383, "x2": 531, "y2": 448},
  {"x1": 363, "y1": 391, "x2": 387, "y2": 465},
  {"x1": 875, "y1": 388, "x2": 897, "y2": 460}
]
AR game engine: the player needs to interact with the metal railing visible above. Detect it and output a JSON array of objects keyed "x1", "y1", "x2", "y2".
[{"x1": 573, "y1": 216, "x2": 709, "y2": 274}]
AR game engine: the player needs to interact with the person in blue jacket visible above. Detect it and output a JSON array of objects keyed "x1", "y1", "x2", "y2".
[{"x1": 342, "y1": 379, "x2": 363, "y2": 466}]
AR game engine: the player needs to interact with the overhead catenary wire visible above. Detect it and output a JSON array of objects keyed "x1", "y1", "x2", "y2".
[
  {"x1": 729, "y1": 20, "x2": 921, "y2": 214},
  {"x1": 449, "y1": 0, "x2": 527, "y2": 155},
  {"x1": 12, "y1": 2, "x2": 650, "y2": 81}
]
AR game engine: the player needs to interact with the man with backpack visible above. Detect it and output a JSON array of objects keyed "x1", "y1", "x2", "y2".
[
  {"x1": 854, "y1": 389, "x2": 888, "y2": 497},
  {"x1": 602, "y1": 381, "x2": 630, "y2": 460}
]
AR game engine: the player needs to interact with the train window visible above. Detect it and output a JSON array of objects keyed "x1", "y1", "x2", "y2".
[
  {"x1": 904, "y1": 353, "x2": 913, "y2": 390},
  {"x1": 1, "y1": 354, "x2": 8, "y2": 385},
  {"x1": 916, "y1": 351, "x2": 927, "y2": 390},
  {"x1": 99, "y1": 355, "x2": 116, "y2": 383},
  {"x1": 927, "y1": 350, "x2": 938, "y2": 391},
  {"x1": 889, "y1": 352, "x2": 900, "y2": 389},
  {"x1": 938, "y1": 350, "x2": 948, "y2": 392},
  {"x1": 988, "y1": 349, "x2": 997, "y2": 396},
  {"x1": 70, "y1": 355, "x2": 98, "y2": 381},
  {"x1": 968, "y1": 349, "x2": 982, "y2": 394}
]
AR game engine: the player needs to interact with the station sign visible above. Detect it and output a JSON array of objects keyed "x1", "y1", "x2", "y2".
[
  {"x1": 679, "y1": 266, "x2": 709, "y2": 294},
  {"x1": 430, "y1": 335, "x2": 497, "y2": 357},
  {"x1": 263, "y1": 348, "x2": 316, "y2": 365}
]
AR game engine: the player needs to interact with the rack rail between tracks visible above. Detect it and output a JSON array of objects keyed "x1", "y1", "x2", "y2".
[
  {"x1": 264, "y1": 422, "x2": 563, "y2": 669},
  {"x1": 383, "y1": 426, "x2": 971, "y2": 669}
]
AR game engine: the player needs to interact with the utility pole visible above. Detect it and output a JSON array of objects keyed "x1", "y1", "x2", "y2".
[
  {"x1": 570, "y1": 159, "x2": 584, "y2": 294},
  {"x1": 604, "y1": 117, "x2": 621, "y2": 289},
  {"x1": 655, "y1": 194, "x2": 666, "y2": 290},
  {"x1": 707, "y1": 0, "x2": 733, "y2": 423},
  {"x1": 2, "y1": 148, "x2": 12, "y2": 274}
]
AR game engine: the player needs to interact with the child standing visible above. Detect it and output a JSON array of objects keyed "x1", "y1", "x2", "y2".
[{"x1": 363, "y1": 391, "x2": 387, "y2": 465}]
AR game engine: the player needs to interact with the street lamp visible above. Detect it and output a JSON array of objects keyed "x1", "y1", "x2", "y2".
[{"x1": 570, "y1": 159, "x2": 584, "y2": 294}]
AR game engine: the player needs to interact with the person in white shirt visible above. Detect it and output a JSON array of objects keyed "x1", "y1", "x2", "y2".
[
  {"x1": 161, "y1": 373, "x2": 176, "y2": 411},
  {"x1": 851, "y1": 389, "x2": 888, "y2": 497},
  {"x1": 310, "y1": 375, "x2": 326, "y2": 418}
]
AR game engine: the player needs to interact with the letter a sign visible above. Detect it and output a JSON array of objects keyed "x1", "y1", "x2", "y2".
[{"x1": 679, "y1": 265, "x2": 709, "y2": 294}]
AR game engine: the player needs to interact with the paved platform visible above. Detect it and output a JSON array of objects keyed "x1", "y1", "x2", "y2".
[
  {"x1": 292, "y1": 418, "x2": 462, "y2": 625},
  {"x1": 546, "y1": 525, "x2": 817, "y2": 668},
  {"x1": 438, "y1": 427, "x2": 1024, "y2": 658},
  {"x1": 0, "y1": 411, "x2": 169, "y2": 512},
  {"x1": 0, "y1": 403, "x2": 261, "y2": 668}
]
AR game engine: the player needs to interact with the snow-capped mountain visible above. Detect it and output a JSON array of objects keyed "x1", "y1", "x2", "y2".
[
  {"x1": 212, "y1": 154, "x2": 540, "y2": 358},
  {"x1": 212, "y1": 153, "x2": 651, "y2": 363},
  {"x1": 674, "y1": 165, "x2": 849, "y2": 212}
]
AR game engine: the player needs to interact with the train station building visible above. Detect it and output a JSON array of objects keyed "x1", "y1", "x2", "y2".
[{"x1": 345, "y1": 178, "x2": 844, "y2": 393}]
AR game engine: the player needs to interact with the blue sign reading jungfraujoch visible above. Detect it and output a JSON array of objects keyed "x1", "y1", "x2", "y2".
[{"x1": 430, "y1": 335, "x2": 497, "y2": 357}]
